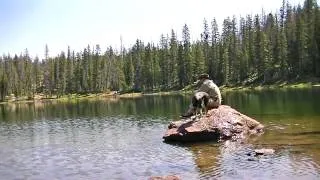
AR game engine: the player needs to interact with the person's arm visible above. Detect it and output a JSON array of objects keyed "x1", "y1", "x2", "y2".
[{"x1": 191, "y1": 80, "x2": 202, "y2": 89}]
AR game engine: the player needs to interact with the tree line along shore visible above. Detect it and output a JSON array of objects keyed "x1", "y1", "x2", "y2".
[{"x1": 1, "y1": 0, "x2": 319, "y2": 103}]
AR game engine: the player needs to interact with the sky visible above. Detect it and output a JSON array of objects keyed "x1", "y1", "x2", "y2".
[{"x1": 0, "y1": 0, "x2": 307, "y2": 59}]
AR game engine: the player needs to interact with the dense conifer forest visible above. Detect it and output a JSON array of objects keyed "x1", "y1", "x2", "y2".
[{"x1": 0, "y1": 0, "x2": 319, "y2": 101}]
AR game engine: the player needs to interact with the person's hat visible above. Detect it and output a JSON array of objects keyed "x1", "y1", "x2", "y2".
[{"x1": 198, "y1": 73, "x2": 209, "y2": 79}]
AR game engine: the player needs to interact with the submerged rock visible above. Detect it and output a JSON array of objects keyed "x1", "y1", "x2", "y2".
[
  {"x1": 149, "y1": 175, "x2": 180, "y2": 180},
  {"x1": 254, "y1": 148, "x2": 275, "y2": 155},
  {"x1": 163, "y1": 105, "x2": 264, "y2": 142}
]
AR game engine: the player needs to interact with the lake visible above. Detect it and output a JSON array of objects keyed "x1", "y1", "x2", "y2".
[{"x1": 0, "y1": 88, "x2": 320, "y2": 179}]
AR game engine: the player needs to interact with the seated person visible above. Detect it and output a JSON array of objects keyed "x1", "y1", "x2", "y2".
[{"x1": 182, "y1": 73, "x2": 222, "y2": 117}]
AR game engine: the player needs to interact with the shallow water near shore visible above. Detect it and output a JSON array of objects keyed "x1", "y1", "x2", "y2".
[{"x1": 0, "y1": 88, "x2": 320, "y2": 179}]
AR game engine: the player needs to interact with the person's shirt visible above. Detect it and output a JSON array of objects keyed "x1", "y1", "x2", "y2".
[{"x1": 195, "y1": 79, "x2": 222, "y2": 104}]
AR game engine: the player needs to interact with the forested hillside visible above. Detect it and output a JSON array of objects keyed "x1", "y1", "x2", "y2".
[{"x1": 0, "y1": 0, "x2": 319, "y2": 101}]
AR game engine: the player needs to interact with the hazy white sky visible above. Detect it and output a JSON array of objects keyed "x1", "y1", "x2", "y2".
[{"x1": 0, "y1": 0, "x2": 306, "y2": 59}]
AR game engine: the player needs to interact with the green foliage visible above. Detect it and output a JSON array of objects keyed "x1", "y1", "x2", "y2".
[{"x1": 0, "y1": 0, "x2": 319, "y2": 101}]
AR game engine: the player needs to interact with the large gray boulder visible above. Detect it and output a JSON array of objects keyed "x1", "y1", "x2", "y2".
[{"x1": 163, "y1": 105, "x2": 264, "y2": 142}]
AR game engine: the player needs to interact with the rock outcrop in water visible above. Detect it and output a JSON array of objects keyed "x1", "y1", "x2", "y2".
[
  {"x1": 149, "y1": 175, "x2": 181, "y2": 180},
  {"x1": 163, "y1": 105, "x2": 264, "y2": 142}
]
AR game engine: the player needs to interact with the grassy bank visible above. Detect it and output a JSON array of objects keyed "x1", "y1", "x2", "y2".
[
  {"x1": 0, "y1": 92, "x2": 119, "y2": 104},
  {"x1": 220, "y1": 81, "x2": 320, "y2": 92},
  {"x1": 1, "y1": 80, "x2": 320, "y2": 105}
]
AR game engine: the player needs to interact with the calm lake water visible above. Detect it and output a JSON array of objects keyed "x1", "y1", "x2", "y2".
[{"x1": 0, "y1": 88, "x2": 320, "y2": 180}]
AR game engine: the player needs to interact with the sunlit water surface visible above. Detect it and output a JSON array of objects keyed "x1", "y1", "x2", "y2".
[{"x1": 0, "y1": 88, "x2": 320, "y2": 179}]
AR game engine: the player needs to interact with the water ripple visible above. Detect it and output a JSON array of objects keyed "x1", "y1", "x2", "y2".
[
  {"x1": 195, "y1": 142, "x2": 320, "y2": 180},
  {"x1": 0, "y1": 105, "x2": 320, "y2": 179}
]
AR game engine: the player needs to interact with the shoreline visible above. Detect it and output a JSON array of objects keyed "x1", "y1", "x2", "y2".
[
  {"x1": 220, "y1": 82, "x2": 320, "y2": 92},
  {"x1": 1, "y1": 82, "x2": 320, "y2": 105}
]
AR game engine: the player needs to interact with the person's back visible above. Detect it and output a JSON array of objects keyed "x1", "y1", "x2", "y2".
[
  {"x1": 196, "y1": 79, "x2": 222, "y2": 106},
  {"x1": 182, "y1": 74, "x2": 222, "y2": 117}
]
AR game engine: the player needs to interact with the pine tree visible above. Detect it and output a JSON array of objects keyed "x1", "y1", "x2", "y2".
[
  {"x1": 33, "y1": 56, "x2": 41, "y2": 94},
  {"x1": 110, "y1": 51, "x2": 126, "y2": 91},
  {"x1": 93, "y1": 44, "x2": 101, "y2": 92},
  {"x1": 221, "y1": 18, "x2": 232, "y2": 85},
  {"x1": 253, "y1": 15, "x2": 264, "y2": 79},
  {"x1": 124, "y1": 51, "x2": 134, "y2": 90},
  {"x1": 315, "y1": 2, "x2": 320, "y2": 76},
  {"x1": 87, "y1": 45, "x2": 93, "y2": 92},
  {"x1": 230, "y1": 16, "x2": 240, "y2": 83},
  {"x1": 246, "y1": 15, "x2": 255, "y2": 78},
  {"x1": 159, "y1": 34, "x2": 169, "y2": 89},
  {"x1": 152, "y1": 45, "x2": 161, "y2": 90},
  {"x1": 81, "y1": 48, "x2": 89, "y2": 92},
  {"x1": 75, "y1": 52, "x2": 82, "y2": 92},
  {"x1": 23, "y1": 49, "x2": 33, "y2": 98},
  {"x1": 0, "y1": 57, "x2": 8, "y2": 101},
  {"x1": 58, "y1": 51, "x2": 67, "y2": 97},
  {"x1": 279, "y1": 26, "x2": 288, "y2": 78},
  {"x1": 106, "y1": 47, "x2": 116, "y2": 90},
  {"x1": 142, "y1": 43, "x2": 153, "y2": 90},
  {"x1": 285, "y1": 4, "x2": 298, "y2": 77},
  {"x1": 261, "y1": 32, "x2": 273, "y2": 83},
  {"x1": 177, "y1": 42, "x2": 185, "y2": 88},
  {"x1": 132, "y1": 40, "x2": 144, "y2": 91},
  {"x1": 239, "y1": 17, "x2": 249, "y2": 82},
  {"x1": 192, "y1": 41, "x2": 205, "y2": 78},
  {"x1": 43, "y1": 44, "x2": 51, "y2": 97},
  {"x1": 209, "y1": 18, "x2": 220, "y2": 82},
  {"x1": 304, "y1": 0, "x2": 319, "y2": 76},
  {"x1": 296, "y1": 5, "x2": 309, "y2": 76},
  {"x1": 11, "y1": 55, "x2": 20, "y2": 97},
  {"x1": 201, "y1": 18, "x2": 210, "y2": 73},
  {"x1": 182, "y1": 24, "x2": 192, "y2": 85},
  {"x1": 169, "y1": 30, "x2": 178, "y2": 89},
  {"x1": 66, "y1": 46, "x2": 74, "y2": 93}
]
